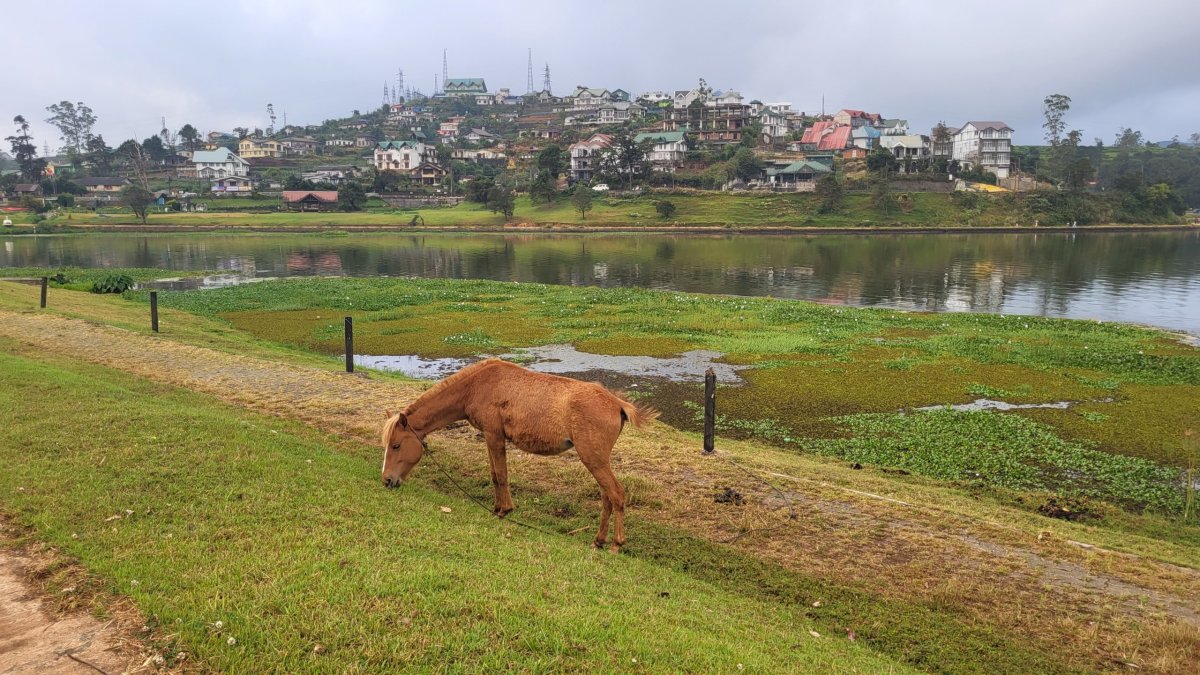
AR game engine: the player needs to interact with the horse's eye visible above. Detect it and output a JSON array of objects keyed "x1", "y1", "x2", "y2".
[{"x1": 391, "y1": 443, "x2": 401, "y2": 450}]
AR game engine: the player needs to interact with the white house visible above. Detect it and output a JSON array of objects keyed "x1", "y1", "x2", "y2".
[
  {"x1": 191, "y1": 148, "x2": 249, "y2": 178},
  {"x1": 596, "y1": 101, "x2": 645, "y2": 124},
  {"x1": 951, "y1": 121, "x2": 1013, "y2": 178},
  {"x1": 567, "y1": 87, "x2": 613, "y2": 109},
  {"x1": 633, "y1": 130, "x2": 687, "y2": 171},
  {"x1": 757, "y1": 103, "x2": 792, "y2": 141},
  {"x1": 374, "y1": 140, "x2": 436, "y2": 172},
  {"x1": 569, "y1": 133, "x2": 613, "y2": 182},
  {"x1": 880, "y1": 134, "x2": 931, "y2": 161}
]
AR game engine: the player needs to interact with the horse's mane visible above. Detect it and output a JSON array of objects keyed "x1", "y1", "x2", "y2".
[{"x1": 404, "y1": 358, "x2": 502, "y2": 414}]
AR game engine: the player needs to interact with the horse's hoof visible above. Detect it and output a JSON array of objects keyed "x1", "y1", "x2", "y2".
[
  {"x1": 494, "y1": 507, "x2": 512, "y2": 518},
  {"x1": 609, "y1": 543, "x2": 623, "y2": 554},
  {"x1": 592, "y1": 539, "x2": 606, "y2": 550}
]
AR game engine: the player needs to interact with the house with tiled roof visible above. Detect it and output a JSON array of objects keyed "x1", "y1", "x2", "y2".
[
  {"x1": 569, "y1": 133, "x2": 613, "y2": 182},
  {"x1": 78, "y1": 177, "x2": 130, "y2": 193},
  {"x1": 832, "y1": 109, "x2": 882, "y2": 128},
  {"x1": 597, "y1": 101, "x2": 645, "y2": 124},
  {"x1": 282, "y1": 190, "x2": 339, "y2": 211},
  {"x1": 444, "y1": 78, "x2": 487, "y2": 97}
]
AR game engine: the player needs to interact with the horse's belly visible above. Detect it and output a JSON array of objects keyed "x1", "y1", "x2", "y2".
[{"x1": 512, "y1": 435, "x2": 571, "y2": 456}]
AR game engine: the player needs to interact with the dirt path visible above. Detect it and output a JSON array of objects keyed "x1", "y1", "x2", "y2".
[
  {"x1": 0, "y1": 540, "x2": 138, "y2": 674},
  {"x1": 2, "y1": 308, "x2": 1198, "y2": 671}
]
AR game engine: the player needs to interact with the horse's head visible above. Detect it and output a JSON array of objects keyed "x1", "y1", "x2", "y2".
[{"x1": 381, "y1": 410, "x2": 424, "y2": 488}]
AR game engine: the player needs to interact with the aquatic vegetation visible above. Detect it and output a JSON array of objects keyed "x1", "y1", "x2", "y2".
[{"x1": 140, "y1": 276, "x2": 1200, "y2": 506}]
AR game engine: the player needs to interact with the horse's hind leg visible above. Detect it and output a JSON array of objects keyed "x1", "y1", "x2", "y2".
[{"x1": 580, "y1": 452, "x2": 625, "y2": 552}]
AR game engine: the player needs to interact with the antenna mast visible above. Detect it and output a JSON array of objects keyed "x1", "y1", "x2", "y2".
[
  {"x1": 542, "y1": 62, "x2": 552, "y2": 95},
  {"x1": 442, "y1": 49, "x2": 448, "y2": 94},
  {"x1": 526, "y1": 48, "x2": 534, "y2": 94}
]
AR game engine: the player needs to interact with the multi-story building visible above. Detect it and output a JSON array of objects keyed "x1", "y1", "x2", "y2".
[
  {"x1": 663, "y1": 99, "x2": 750, "y2": 145},
  {"x1": 238, "y1": 137, "x2": 282, "y2": 159},
  {"x1": 191, "y1": 148, "x2": 249, "y2": 178},
  {"x1": 568, "y1": 133, "x2": 613, "y2": 182},
  {"x1": 951, "y1": 121, "x2": 1013, "y2": 178},
  {"x1": 374, "y1": 140, "x2": 437, "y2": 173}
]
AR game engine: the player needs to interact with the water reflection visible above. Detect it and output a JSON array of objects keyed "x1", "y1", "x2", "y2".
[{"x1": 3, "y1": 231, "x2": 1198, "y2": 334}]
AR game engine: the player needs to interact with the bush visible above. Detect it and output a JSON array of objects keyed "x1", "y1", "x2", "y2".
[
  {"x1": 57, "y1": 194, "x2": 75, "y2": 208},
  {"x1": 90, "y1": 273, "x2": 135, "y2": 294},
  {"x1": 655, "y1": 200, "x2": 677, "y2": 219}
]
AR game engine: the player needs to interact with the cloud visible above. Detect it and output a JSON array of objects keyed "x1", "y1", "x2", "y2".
[{"x1": 2, "y1": 0, "x2": 1198, "y2": 151}]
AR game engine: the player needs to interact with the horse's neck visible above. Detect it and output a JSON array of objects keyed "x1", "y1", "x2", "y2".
[{"x1": 405, "y1": 376, "x2": 470, "y2": 438}]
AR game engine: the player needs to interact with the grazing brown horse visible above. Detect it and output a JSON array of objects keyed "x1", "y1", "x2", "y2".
[{"x1": 381, "y1": 359, "x2": 657, "y2": 551}]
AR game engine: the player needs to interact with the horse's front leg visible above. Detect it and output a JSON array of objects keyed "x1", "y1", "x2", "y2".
[{"x1": 484, "y1": 430, "x2": 514, "y2": 516}]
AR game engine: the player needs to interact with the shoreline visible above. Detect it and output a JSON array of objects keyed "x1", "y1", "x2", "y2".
[{"x1": 8, "y1": 221, "x2": 1197, "y2": 236}]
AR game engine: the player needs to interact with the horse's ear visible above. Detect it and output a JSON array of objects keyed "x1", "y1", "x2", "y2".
[
  {"x1": 384, "y1": 409, "x2": 393, "y2": 419},
  {"x1": 396, "y1": 413, "x2": 408, "y2": 428}
]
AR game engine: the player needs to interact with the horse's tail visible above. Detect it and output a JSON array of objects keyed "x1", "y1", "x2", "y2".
[{"x1": 616, "y1": 395, "x2": 660, "y2": 429}]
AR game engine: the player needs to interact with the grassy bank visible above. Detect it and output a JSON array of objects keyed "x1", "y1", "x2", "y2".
[
  {"x1": 15, "y1": 191, "x2": 1191, "y2": 231},
  {"x1": 4, "y1": 280, "x2": 1198, "y2": 672},
  {"x1": 0, "y1": 349, "x2": 911, "y2": 672},
  {"x1": 143, "y1": 277, "x2": 1200, "y2": 527}
]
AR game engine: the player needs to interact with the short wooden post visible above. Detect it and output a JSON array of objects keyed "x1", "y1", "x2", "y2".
[
  {"x1": 703, "y1": 367, "x2": 716, "y2": 454},
  {"x1": 344, "y1": 316, "x2": 354, "y2": 373},
  {"x1": 150, "y1": 291, "x2": 159, "y2": 332},
  {"x1": 39, "y1": 276, "x2": 48, "y2": 308}
]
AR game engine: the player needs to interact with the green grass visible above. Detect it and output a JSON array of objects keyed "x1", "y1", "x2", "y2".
[
  {"x1": 18, "y1": 191, "x2": 1188, "y2": 230},
  {"x1": 0, "y1": 349, "x2": 913, "y2": 672}
]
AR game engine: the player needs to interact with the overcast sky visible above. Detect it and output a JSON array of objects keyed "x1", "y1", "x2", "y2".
[{"x1": 3, "y1": 0, "x2": 1199, "y2": 152}]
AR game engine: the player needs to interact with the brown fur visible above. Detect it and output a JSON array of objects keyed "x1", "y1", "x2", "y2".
[{"x1": 382, "y1": 359, "x2": 658, "y2": 551}]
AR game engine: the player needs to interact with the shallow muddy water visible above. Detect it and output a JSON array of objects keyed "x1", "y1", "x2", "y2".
[{"x1": 353, "y1": 344, "x2": 748, "y2": 383}]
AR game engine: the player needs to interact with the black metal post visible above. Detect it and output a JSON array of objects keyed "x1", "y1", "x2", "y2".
[
  {"x1": 150, "y1": 291, "x2": 159, "y2": 332},
  {"x1": 40, "y1": 276, "x2": 48, "y2": 308},
  {"x1": 703, "y1": 367, "x2": 716, "y2": 454},
  {"x1": 344, "y1": 316, "x2": 354, "y2": 373}
]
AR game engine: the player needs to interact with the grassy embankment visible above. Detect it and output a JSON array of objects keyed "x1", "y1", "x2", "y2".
[
  {"x1": 146, "y1": 277, "x2": 1200, "y2": 532},
  {"x1": 0, "y1": 349, "x2": 911, "y2": 672},
  {"x1": 11, "y1": 191, "x2": 1174, "y2": 230},
  {"x1": 3, "y1": 278, "x2": 1199, "y2": 672}
]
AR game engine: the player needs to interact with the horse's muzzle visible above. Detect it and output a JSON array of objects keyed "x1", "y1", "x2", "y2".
[{"x1": 383, "y1": 477, "x2": 403, "y2": 488}]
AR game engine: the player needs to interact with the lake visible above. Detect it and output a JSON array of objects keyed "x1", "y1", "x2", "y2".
[{"x1": 4, "y1": 230, "x2": 1199, "y2": 335}]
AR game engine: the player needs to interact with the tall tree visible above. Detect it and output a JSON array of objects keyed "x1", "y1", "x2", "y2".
[
  {"x1": 1114, "y1": 128, "x2": 1144, "y2": 149},
  {"x1": 44, "y1": 100, "x2": 97, "y2": 156},
  {"x1": 1042, "y1": 94, "x2": 1071, "y2": 147},
  {"x1": 6, "y1": 116, "x2": 46, "y2": 181},
  {"x1": 85, "y1": 135, "x2": 113, "y2": 174},
  {"x1": 141, "y1": 135, "x2": 168, "y2": 162},
  {"x1": 536, "y1": 144, "x2": 566, "y2": 178},
  {"x1": 178, "y1": 124, "x2": 200, "y2": 151},
  {"x1": 117, "y1": 139, "x2": 151, "y2": 188},
  {"x1": 599, "y1": 134, "x2": 650, "y2": 189}
]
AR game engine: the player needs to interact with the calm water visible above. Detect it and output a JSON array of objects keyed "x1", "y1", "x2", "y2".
[{"x1": 4, "y1": 231, "x2": 1199, "y2": 335}]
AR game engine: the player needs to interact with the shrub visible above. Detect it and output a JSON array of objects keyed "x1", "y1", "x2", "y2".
[
  {"x1": 655, "y1": 200, "x2": 677, "y2": 219},
  {"x1": 90, "y1": 273, "x2": 135, "y2": 294},
  {"x1": 57, "y1": 194, "x2": 75, "y2": 208}
]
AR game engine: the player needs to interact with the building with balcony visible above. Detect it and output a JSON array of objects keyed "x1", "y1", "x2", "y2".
[
  {"x1": 951, "y1": 121, "x2": 1013, "y2": 178},
  {"x1": 663, "y1": 100, "x2": 750, "y2": 146},
  {"x1": 568, "y1": 133, "x2": 613, "y2": 182}
]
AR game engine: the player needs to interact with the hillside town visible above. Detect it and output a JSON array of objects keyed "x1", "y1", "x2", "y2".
[{"x1": 2, "y1": 54, "x2": 1026, "y2": 214}]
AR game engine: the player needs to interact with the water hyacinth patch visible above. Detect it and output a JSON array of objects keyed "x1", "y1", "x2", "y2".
[{"x1": 801, "y1": 409, "x2": 1186, "y2": 513}]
